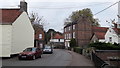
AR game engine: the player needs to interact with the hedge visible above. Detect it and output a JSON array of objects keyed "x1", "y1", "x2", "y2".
[
  {"x1": 73, "y1": 47, "x2": 83, "y2": 54},
  {"x1": 89, "y1": 42, "x2": 120, "y2": 50}
]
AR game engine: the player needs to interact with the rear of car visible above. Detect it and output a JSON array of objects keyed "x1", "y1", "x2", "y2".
[{"x1": 43, "y1": 46, "x2": 53, "y2": 54}]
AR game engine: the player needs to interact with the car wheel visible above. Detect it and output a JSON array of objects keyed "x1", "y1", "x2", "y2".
[
  {"x1": 40, "y1": 55, "x2": 42, "y2": 58},
  {"x1": 32, "y1": 55, "x2": 36, "y2": 60},
  {"x1": 18, "y1": 57, "x2": 21, "y2": 60}
]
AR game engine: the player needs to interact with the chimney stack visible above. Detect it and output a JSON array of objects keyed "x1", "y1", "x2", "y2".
[{"x1": 20, "y1": 0, "x2": 27, "y2": 12}]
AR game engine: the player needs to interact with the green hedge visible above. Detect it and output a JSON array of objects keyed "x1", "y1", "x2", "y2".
[
  {"x1": 73, "y1": 47, "x2": 83, "y2": 54},
  {"x1": 89, "y1": 42, "x2": 120, "y2": 50}
]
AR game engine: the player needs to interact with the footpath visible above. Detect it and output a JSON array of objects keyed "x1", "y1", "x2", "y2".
[{"x1": 67, "y1": 50, "x2": 95, "y2": 66}]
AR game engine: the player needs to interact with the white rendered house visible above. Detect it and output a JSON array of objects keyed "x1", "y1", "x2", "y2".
[
  {"x1": 0, "y1": 9, "x2": 34, "y2": 57},
  {"x1": 105, "y1": 28, "x2": 120, "y2": 44}
]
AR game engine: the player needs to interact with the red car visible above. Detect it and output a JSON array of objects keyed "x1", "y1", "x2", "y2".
[{"x1": 18, "y1": 47, "x2": 42, "y2": 60}]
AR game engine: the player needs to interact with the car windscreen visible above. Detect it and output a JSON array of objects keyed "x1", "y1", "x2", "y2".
[
  {"x1": 44, "y1": 46, "x2": 51, "y2": 49},
  {"x1": 23, "y1": 48, "x2": 36, "y2": 52}
]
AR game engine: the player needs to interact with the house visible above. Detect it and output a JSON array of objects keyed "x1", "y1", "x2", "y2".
[
  {"x1": 105, "y1": 27, "x2": 120, "y2": 44},
  {"x1": 64, "y1": 16, "x2": 92, "y2": 48},
  {"x1": 50, "y1": 33, "x2": 64, "y2": 48},
  {"x1": 91, "y1": 27, "x2": 108, "y2": 43},
  {"x1": 34, "y1": 25, "x2": 45, "y2": 48},
  {"x1": 0, "y1": 0, "x2": 34, "y2": 57}
]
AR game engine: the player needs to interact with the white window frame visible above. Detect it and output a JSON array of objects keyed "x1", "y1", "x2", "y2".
[
  {"x1": 73, "y1": 32, "x2": 75, "y2": 38},
  {"x1": 39, "y1": 34, "x2": 42, "y2": 39},
  {"x1": 69, "y1": 34, "x2": 71, "y2": 39},
  {"x1": 73, "y1": 25, "x2": 75, "y2": 30},
  {"x1": 109, "y1": 37, "x2": 112, "y2": 42}
]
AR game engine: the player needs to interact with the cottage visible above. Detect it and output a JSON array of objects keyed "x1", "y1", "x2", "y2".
[
  {"x1": 0, "y1": 0, "x2": 34, "y2": 57},
  {"x1": 91, "y1": 27, "x2": 108, "y2": 43},
  {"x1": 105, "y1": 27, "x2": 120, "y2": 44}
]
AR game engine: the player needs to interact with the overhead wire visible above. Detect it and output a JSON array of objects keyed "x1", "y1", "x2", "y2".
[{"x1": 94, "y1": 1, "x2": 119, "y2": 15}]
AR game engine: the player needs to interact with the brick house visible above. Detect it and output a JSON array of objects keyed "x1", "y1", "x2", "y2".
[
  {"x1": 64, "y1": 17, "x2": 92, "y2": 48},
  {"x1": 34, "y1": 25, "x2": 45, "y2": 48}
]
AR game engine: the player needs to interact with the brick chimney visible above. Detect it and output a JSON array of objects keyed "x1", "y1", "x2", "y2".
[{"x1": 20, "y1": 0, "x2": 27, "y2": 12}]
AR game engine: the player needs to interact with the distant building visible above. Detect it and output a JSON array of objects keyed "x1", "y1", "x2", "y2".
[
  {"x1": 34, "y1": 25, "x2": 45, "y2": 48},
  {"x1": 50, "y1": 33, "x2": 64, "y2": 48}
]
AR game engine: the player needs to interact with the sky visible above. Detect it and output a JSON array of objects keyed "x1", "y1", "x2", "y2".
[{"x1": 0, "y1": 0, "x2": 119, "y2": 32}]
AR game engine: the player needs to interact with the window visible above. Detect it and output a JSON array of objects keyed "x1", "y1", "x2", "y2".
[
  {"x1": 39, "y1": 34, "x2": 42, "y2": 39},
  {"x1": 73, "y1": 25, "x2": 75, "y2": 30},
  {"x1": 69, "y1": 27, "x2": 70, "y2": 31},
  {"x1": 69, "y1": 34, "x2": 71, "y2": 39},
  {"x1": 109, "y1": 37, "x2": 112, "y2": 42},
  {"x1": 73, "y1": 32, "x2": 75, "y2": 38},
  {"x1": 64, "y1": 28, "x2": 66, "y2": 32},
  {"x1": 65, "y1": 34, "x2": 66, "y2": 39}
]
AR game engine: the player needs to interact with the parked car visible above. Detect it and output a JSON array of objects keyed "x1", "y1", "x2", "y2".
[
  {"x1": 18, "y1": 47, "x2": 42, "y2": 60},
  {"x1": 43, "y1": 45, "x2": 53, "y2": 54}
]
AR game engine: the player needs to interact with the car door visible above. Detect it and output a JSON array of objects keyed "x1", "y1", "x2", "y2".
[{"x1": 36, "y1": 48, "x2": 41, "y2": 57}]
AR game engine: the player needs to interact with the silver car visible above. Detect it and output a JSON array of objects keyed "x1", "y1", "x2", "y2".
[{"x1": 43, "y1": 46, "x2": 53, "y2": 54}]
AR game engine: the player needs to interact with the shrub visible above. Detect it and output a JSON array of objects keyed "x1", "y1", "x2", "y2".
[
  {"x1": 74, "y1": 47, "x2": 83, "y2": 54},
  {"x1": 69, "y1": 38, "x2": 77, "y2": 48}
]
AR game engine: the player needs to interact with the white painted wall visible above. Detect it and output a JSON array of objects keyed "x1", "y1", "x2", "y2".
[
  {"x1": 11, "y1": 12, "x2": 34, "y2": 54},
  {"x1": 50, "y1": 39, "x2": 64, "y2": 42},
  {"x1": 0, "y1": 25, "x2": 12, "y2": 57},
  {"x1": 99, "y1": 39, "x2": 105, "y2": 42},
  {"x1": 105, "y1": 28, "x2": 119, "y2": 44}
]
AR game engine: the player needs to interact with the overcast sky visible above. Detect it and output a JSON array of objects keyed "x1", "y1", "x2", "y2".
[{"x1": 0, "y1": 0, "x2": 119, "y2": 32}]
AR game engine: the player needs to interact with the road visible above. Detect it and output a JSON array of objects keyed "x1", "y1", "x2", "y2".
[
  {"x1": 2, "y1": 49, "x2": 94, "y2": 67},
  {"x1": 2, "y1": 49, "x2": 72, "y2": 66}
]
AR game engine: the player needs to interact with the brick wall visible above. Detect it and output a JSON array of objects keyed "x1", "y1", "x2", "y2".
[{"x1": 95, "y1": 50, "x2": 120, "y2": 61}]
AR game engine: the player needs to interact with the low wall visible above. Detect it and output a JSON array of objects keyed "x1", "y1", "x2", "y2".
[
  {"x1": 95, "y1": 50, "x2": 120, "y2": 61},
  {"x1": 95, "y1": 50, "x2": 120, "y2": 66}
]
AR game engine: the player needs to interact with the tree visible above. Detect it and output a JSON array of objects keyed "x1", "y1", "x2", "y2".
[
  {"x1": 30, "y1": 12, "x2": 49, "y2": 30},
  {"x1": 65, "y1": 8, "x2": 100, "y2": 26}
]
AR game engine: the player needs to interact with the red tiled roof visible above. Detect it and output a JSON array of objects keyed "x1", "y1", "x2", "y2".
[
  {"x1": 53, "y1": 33, "x2": 64, "y2": 39},
  {"x1": 94, "y1": 32, "x2": 106, "y2": 39},
  {"x1": 113, "y1": 28, "x2": 120, "y2": 35},
  {"x1": 92, "y1": 26, "x2": 108, "y2": 32},
  {"x1": 92, "y1": 27, "x2": 108, "y2": 39},
  {"x1": 0, "y1": 9, "x2": 22, "y2": 24}
]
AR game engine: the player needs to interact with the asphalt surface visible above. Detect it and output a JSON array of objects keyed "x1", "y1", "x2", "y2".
[
  {"x1": 2, "y1": 49, "x2": 72, "y2": 66},
  {"x1": 2, "y1": 49, "x2": 94, "y2": 66}
]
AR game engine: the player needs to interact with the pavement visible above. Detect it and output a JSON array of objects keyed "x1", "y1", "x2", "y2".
[{"x1": 67, "y1": 50, "x2": 94, "y2": 66}]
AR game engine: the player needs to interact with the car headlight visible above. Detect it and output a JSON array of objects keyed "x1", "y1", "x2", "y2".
[{"x1": 19, "y1": 54, "x2": 22, "y2": 56}]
